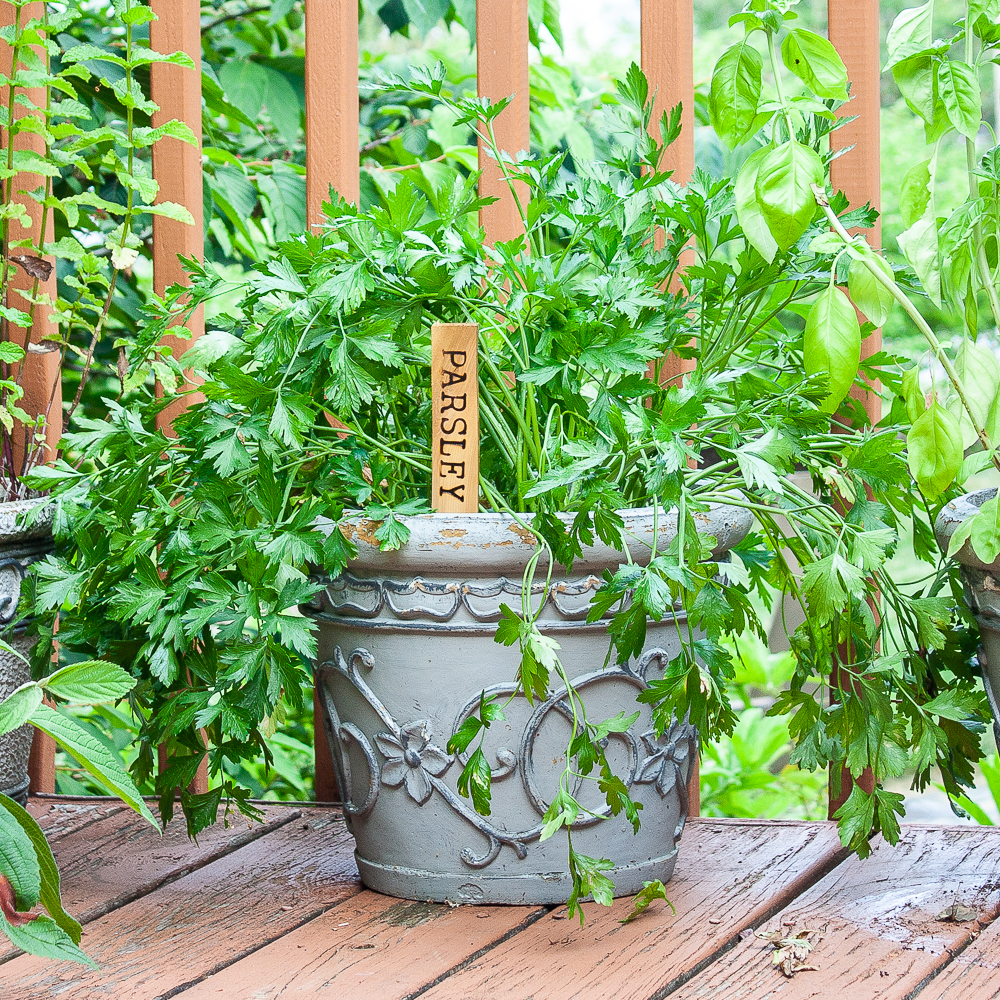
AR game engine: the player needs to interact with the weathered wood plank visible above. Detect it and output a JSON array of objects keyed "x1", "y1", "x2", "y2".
[
  {"x1": 670, "y1": 826, "x2": 1000, "y2": 1000},
  {"x1": 43, "y1": 804, "x2": 299, "y2": 923},
  {"x1": 911, "y1": 909, "x2": 1000, "y2": 1000},
  {"x1": 414, "y1": 819, "x2": 847, "y2": 1000},
  {"x1": 1, "y1": 804, "x2": 302, "y2": 965},
  {"x1": 167, "y1": 894, "x2": 545, "y2": 1000},
  {"x1": 28, "y1": 797, "x2": 124, "y2": 840},
  {"x1": 3, "y1": 808, "x2": 360, "y2": 996}
]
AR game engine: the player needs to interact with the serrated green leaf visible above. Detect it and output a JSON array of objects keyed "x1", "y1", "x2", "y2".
[
  {"x1": 29, "y1": 705, "x2": 157, "y2": 828},
  {"x1": 0, "y1": 683, "x2": 40, "y2": 738},
  {"x1": 41, "y1": 660, "x2": 135, "y2": 706},
  {"x1": 0, "y1": 794, "x2": 81, "y2": 946}
]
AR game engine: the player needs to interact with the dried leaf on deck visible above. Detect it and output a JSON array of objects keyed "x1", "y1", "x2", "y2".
[
  {"x1": 8, "y1": 254, "x2": 53, "y2": 281},
  {"x1": 756, "y1": 927, "x2": 822, "y2": 978},
  {"x1": 936, "y1": 903, "x2": 978, "y2": 923}
]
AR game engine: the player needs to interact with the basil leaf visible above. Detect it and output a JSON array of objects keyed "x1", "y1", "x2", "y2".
[
  {"x1": 885, "y1": 3, "x2": 934, "y2": 71},
  {"x1": 709, "y1": 40, "x2": 763, "y2": 149},
  {"x1": 938, "y1": 60, "x2": 982, "y2": 139},
  {"x1": 970, "y1": 497, "x2": 1000, "y2": 564},
  {"x1": 734, "y1": 146, "x2": 779, "y2": 262},
  {"x1": 754, "y1": 140, "x2": 824, "y2": 251},
  {"x1": 907, "y1": 399, "x2": 963, "y2": 498},
  {"x1": 804, "y1": 285, "x2": 862, "y2": 413},
  {"x1": 899, "y1": 159, "x2": 932, "y2": 229},
  {"x1": 897, "y1": 213, "x2": 942, "y2": 306},
  {"x1": 781, "y1": 29, "x2": 848, "y2": 100},
  {"x1": 848, "y1": 254, "x2": 895, "y2": 327}
]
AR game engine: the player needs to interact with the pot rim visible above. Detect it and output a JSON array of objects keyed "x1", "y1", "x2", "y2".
[
  {"x1": 320, "y1": 503, "x2": 754, "y2": 576},
  {"x1": 934, "y1": 488, "x2": 1000, "y2": 572},
  {"x1": 0, "y1": 496, "x2": 53, "y2": 548}
]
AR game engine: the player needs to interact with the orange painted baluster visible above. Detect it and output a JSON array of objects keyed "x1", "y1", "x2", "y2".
[
  {"x1": 305, "y1": 0, "x2": 360, "y2": 228},
  {"x1": 477, "y1": 0, "x2": 530, "y2": 243},
  {"x1": 642, "y1": 0, "x2": 696, "y2": 392},
  {"x1": 150, "y1": 0, "x2": 208, "y2": 797},
  {"x1": 642, "y1": 0, "x2": 700, "y2": 814},
  {"x1": 305, "y1": 0, "x2": 360, "y2": 803},
  {"x1": 827, "y1": 0, "x2": 881, "y2": 818},
  {"x1": 150, "y1": 0, "x2": 205, "y2": 429}
]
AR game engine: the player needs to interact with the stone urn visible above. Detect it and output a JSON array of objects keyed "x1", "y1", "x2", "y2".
[
  {"x1": 0, "y1": 498, "x2": 53, "y2": 805},
  {"x1": 935, "y1": 488, "x2": 1000, "y2": 744},
  {"x1": 305, "y1": 505, "x2": 752, "y2": 905}
]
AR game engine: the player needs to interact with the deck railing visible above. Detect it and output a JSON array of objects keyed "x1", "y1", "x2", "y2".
[{"x1": 7, "y1": 0, "x2": 881, "y2": 817}]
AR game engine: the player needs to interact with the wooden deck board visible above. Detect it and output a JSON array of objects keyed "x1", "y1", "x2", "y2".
[
  {"x1": 4, "y1": 808, "x2": 361, "y2": 998},
  {"x1": 5, "y1": 801, "x2": 1000, "y2": 1000},
  {"x1": 669, "y1": 825, "x2": 1000, "y2": 1000},
  {"x1": 1, "y1": 803, "x2": 300, "y2": 965},
  {"x1": 172, "y1": 893, "x2": 546, "y2": 1000},
  {"x1": 412, "y1": 819, "x2": 847, "y2": 1000},
  {"x1": 28, "y1": 797, "x2": 124, "y2": 839},
  {"x1": 911, "y1": 908, "x2": 1000, "y2": 999}
]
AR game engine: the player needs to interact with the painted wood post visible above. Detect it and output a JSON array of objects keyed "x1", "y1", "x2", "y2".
[
  {"x1": 0, "y1": 1, "x2": 60, "y2": 470},
  {"x1": 150, "y1": 0, "x2": 208, "y2": 796},
  {"x1": 641, "y1": 0, "x2": 700, "y2": 816},
  {"x1": 477, "y1": 0, "x2": 530, "y2": 243},
  {"x1": 432, "y1": 324, "x2": 480, "y2": 513},
  {"x1": 1, "y1": 1, "x2": 60, "y2": 795},
  {"x1": 827, "y1": 0, "x2": 881, "y2": 817},
  {"x1": 150, "y1": 0, "x2": 205, "y2": 430},
  {"x1": 305, "y1": 0, "x2": 360, "y2": 803},
  {"x1": 305, "y1": 0, "x2": 360, "y2": 228}
]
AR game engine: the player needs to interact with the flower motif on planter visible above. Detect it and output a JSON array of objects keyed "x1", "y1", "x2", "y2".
[
  {"x1": 634, "y1": 724, "x2": 694, "y2": 798},
  {"x1": 376, "y1": 721, "x2": 452, "y2": 805}
]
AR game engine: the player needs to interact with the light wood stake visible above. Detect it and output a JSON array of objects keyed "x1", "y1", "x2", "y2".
[{"x1": 431, "y1": 324, "x2": 480, "y2": 513}]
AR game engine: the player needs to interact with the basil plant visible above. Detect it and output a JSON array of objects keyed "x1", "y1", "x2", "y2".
[{"x1": 24, "y1": 10, "x2": 989, "y2": 915}]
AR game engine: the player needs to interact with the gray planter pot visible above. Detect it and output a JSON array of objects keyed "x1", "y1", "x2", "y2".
[
  {"x1": 0, "y1": 498, "x2": 53, "y2": 806},
  {"x1": 306, "y1": 504, "x2": 752, "y2": 905},
  {"x1": 935, "y1": 488, "x2": 1000, "y2": 745}
]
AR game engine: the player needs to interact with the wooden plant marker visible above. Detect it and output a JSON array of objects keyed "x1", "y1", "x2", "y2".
[{"x1": 431, "y1": 323, "x2": 480, "y2": 513}]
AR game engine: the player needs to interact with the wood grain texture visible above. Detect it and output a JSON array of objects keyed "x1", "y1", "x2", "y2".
[
  {"x1": 305, "y1": 0, "x2": 360, "y2": 226},
  {"x1": 27, "y1": 797, "x2": 124, "y2": 840},
  {"x1": 477, "y1": 0, "x2": 529, "y2": 244},
  {"x1": 0, "y1": 1, "x2": 61, "y2": 467},
  {"x1": 149, "y1": 0, "x2": 206, "y2": 437},
  {"x1": 828, "y1": 0, "x2": 882, "y2": 427},
  {"x1": 641, "y1": 1, "x2": 697, "y2": 455},
  {"x1": 3, "y1": 809, "x2": 361, "y2": 996},
  {"x1": 671, "y1": 825, "x2": 1000, "y2": 1000},
  {"x1": 416, "y1": 819, "x2": 847, "y2": 1000},
  {"x1": 911, "y1": 906, "x2": 1000, "y2": 1000},
  {"x1": 169, "y1": 894, "x2": 545, "y2": 1000},
  {"x1": 431, "y1": 323, "x2": 479, "y2": 512},
  {"x1": 641, "y1": 0, "x2": 694, "y2": 188},
  {"x1": 1, "y1": 804, "x2": 299, "y2": 965}
]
